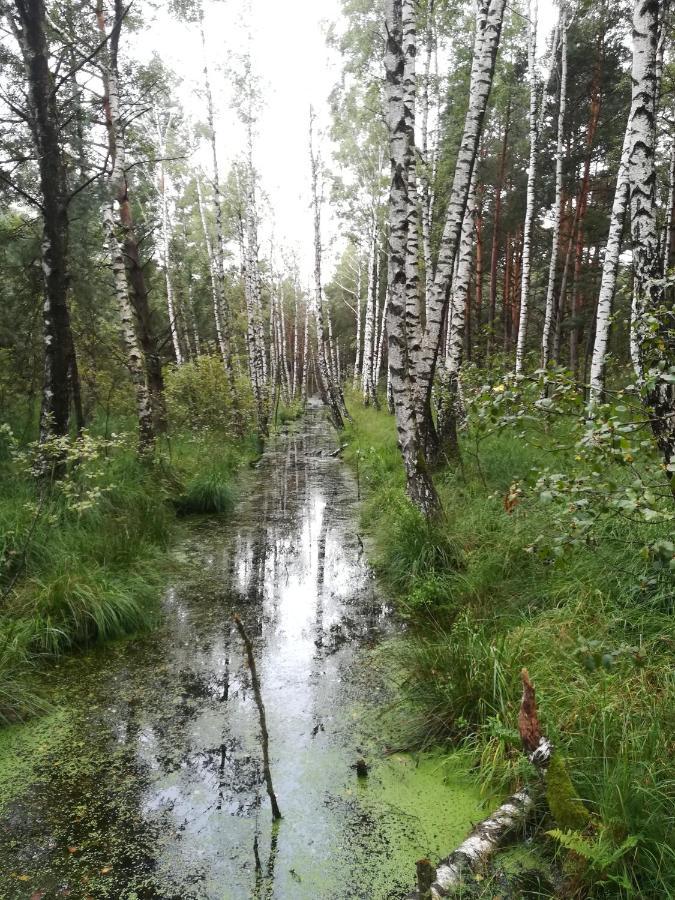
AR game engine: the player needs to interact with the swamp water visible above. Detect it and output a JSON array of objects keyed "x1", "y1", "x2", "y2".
[{"x1": 0, "y1": 404, "x2": 484, "y2": 899}]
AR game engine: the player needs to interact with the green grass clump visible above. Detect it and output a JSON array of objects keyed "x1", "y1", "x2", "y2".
[
  {"x1": 343, "y1": 398, "x2": 675, "y2": 898},
  {"x1": 0, "y1": 419, "x2": 257, "y2": 723},
  {"x1": 174, "y1": 474, "x2": 236, "y2": 516}
]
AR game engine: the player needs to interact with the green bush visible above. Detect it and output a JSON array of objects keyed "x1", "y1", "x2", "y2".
[{"x1": 164, "y1": 355, "x2": 255, "y2": 433}]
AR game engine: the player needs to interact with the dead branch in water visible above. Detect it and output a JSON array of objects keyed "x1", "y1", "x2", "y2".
[{"x1": 234, "y1": 614, "x2": 282, "y2": 821}]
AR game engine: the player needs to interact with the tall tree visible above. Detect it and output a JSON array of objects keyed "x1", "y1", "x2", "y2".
[
  {"x1": 4, "y1": 0, "x2": 82, "y2": 450},
  {"x1": 627, "y1": 0, "x2": 675, "y2": 481},
  {"x1": 384, "y1": 0, "x2": 439, "y2": 514}
]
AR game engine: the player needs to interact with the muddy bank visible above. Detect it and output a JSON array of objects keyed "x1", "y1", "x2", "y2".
[{"x1": 0, "y1": 404, "x2": 483, "y2": 899}]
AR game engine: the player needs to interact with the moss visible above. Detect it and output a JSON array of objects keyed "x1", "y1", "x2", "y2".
[
  {"x1": 545, "y1": 752, "x2": 590, "y2": 832},
  {"x1": 0, "y1": 707, "x2": 73, "y2": 811}
]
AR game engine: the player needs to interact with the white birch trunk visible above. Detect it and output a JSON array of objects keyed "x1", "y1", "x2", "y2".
[
  {"x1": 541, "y1": 13, "x2": 567, "y2": 369},
  {"x1": 362, "y1": 219, "x2": 378, "y2": 404},
  {"x1": 310, "y1": 107, "x2": 345, "y2": 427},
  {"x1": 514, "y1": 0, "x2": 539, "y2": 375},
  {"x1": 384, "y1": 0, "x2": 439, "y2": 515},
  {"x1": 417, "y1": 0, "x2": 506, "y2": 457},
  {"x1": 199, "y1": 16, "x2": 235, "y2": 378},
  {"x1": 588, "y1": 132, "x2": 630, "y2": 405},
  {"x1": 403, "y1": 0, "x2": 422, "y2": 386},
  {"x1": 155, "y1": 126, "x2": 182, "y2": 366},
  {"x1": 419, "y1": 0, "x2": 435, "y2": 303},
  {"x1": 196, "y1": 175, "x2": 227, "y2": 359},
  {"x1": 353, "y1": 254, "x2": 363, "y2": 389},
  {"x1": 96, "y1": 1, "x2": 154, "y2": 448},
  {"x1": 627, "y1": 0, "x2": 675, "y2": 475},
  {"x1": 441, "y1": 164, "x2": 478, "y2": 430},
  {"x1": 301, "y1": 296, "x2": 310, "y2": 404}
]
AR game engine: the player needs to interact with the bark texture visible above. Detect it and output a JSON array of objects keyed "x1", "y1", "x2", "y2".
[
  {"x1": 628, "y1": 0, "x2": 675, "y2": 477},
  {"x1": 384, "y1": 0, "x2": 439, "y2": 515}
]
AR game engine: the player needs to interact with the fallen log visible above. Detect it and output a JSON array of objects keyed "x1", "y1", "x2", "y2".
[{"x1": 404, "y1": 669, "x2": 552, "y2": 899}]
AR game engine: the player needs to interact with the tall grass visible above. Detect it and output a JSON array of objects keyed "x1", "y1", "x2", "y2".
[
  {"x1": 343, "y1": 399, "x2": 675, "y2": 898},
  {"x1": 0, "y1": 419, "x2": 257, "y2": 723}
]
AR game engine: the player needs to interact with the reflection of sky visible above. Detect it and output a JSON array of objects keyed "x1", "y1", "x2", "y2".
[{"x1": 124, "y1": 410, "x2": 383, "y2": 897}]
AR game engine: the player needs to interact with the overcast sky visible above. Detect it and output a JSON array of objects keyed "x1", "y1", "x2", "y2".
[{"x1": 132, "y1": 0, "x2": 558, "y2": 282}]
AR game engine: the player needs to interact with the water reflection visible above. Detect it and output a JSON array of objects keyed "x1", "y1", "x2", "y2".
[{"x1": 1, "y1": 404, "x2": 406, "y2": 900}]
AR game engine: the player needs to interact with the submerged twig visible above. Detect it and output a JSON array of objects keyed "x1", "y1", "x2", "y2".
[{"x1": 233, "y1": 614, "x2": 282, "y2": 821}]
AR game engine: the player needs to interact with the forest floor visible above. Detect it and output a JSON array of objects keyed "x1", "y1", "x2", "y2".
[
  {"x1": 0, "y1": 403, "x2": 496, "y2": 900},
  {"x1": 341, "y1": 396, "x2": 674, "y2": 899}
]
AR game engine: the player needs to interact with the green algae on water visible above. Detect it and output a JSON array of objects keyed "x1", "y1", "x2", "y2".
[{"x1": 0, "y1": 707, "x2": 73, "y2": 812}]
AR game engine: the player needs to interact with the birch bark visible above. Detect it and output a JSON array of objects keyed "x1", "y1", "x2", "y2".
[
  {"x1": 627, "y1": 0, "x2": 675, "y2": 478},
  {"x1": 437, "y1": 163, "x2": 479, "y2": 456},
  {"x1": 384, "y1": 0, "x2": 439, "y2": 515},
  {"x1": 96, "y1": 0, "x2": 154, "y2": 449},
  {"x1": 199, "y1": 11, "x2": 235, "y2": 382},
  {"x1": 310, "y1": 107, "x2": 345, "y2": 427},
  {"x1": 541, "y1": 12, "x2": 568, "y2": 369},
  {"x1": 588, "y1": 132, "x2": 630, "y2": 404},
  {"x1": 514, "y1": 0, "x2": 539, "y2": 375},
  {"x1": 417, "y1": 0, "x2": 506, "y2": 459},
  {"x1": 153, "y1": 112, "x2": 183, "y2": 365}
]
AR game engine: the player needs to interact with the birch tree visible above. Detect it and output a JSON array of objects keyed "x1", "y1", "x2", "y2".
[
  {"x1": 514, "y1": 0, "x2": 540, "y2": 375},
  {"x1": 541, "y1": 11, "x2": 568, "y2": 370},
  {"x1": 627, "y1": 0, "x2": 675, "y2": 480},
  {"x1": 154, "y1": 111, "x2": 183, "y2": 366},
  {"x1": 96, "y1": 0, "x2": 154, "y2": 449},
  {"x1": 436, "y1": 163, "x2": 479, "y2": 456},
  {"x1": 588, "y1": 132, "x2": 630, "y2": 404},
  {"x1": 416, "y1": 0, "x2": 506, "y2": 460},
  {"x1": 384, "y1": 0, "x2": 439, "y2": 515},
  {"x1": 310, "y1": 107, "x2": 345, "y2": 428},
  {"x1": 199, "y1": 7, "x2": 235, "y2": 383}
]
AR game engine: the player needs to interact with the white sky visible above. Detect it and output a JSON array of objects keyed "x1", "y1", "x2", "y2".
[{"x1": 132, "y1": 0, "x2": 558, "y2": 283}]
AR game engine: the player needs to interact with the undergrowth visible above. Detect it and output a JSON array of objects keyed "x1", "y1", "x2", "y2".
[
  {"x1": 343, "y1": 395, "x2": 674, "y2": 899},
  {"x1": 0, "y1": 407, "x2": 260, "y2": 724}
]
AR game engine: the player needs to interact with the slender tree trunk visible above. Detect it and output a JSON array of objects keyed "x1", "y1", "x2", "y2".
[
  {"x1": 291, "y1": 277, "x2": 300, "y2": 399},
  {"x1": 514, "y1": 0, "x2": 540, "y2": 375},
  {"x1": 384, "y1": 0, "x2": 439, "y2": 515},
  {"x1": 362, "y1": 218, "x2": 379, "y2": 404},
  {"x1": 627, "y1": 0, "x2": 675, "y2": 480},
  {"x1": 487, "y1": 97, "x2": 510, "y2": 356},
  {"x1": 301, "y1": 297, "x2": 310, "y2": 404},
  {"x1": 541, "y1": 12, "x2": 568, "y2": 368},
  {"x1": 310, "y1": 107, "x2": 345, "y2": 428},
  {"x1": 196, "y1": 176, "x2": 227, "y2": 357},
  {"x1": 353, "y1": 254, "x2": 363, "y2": 389},
  {"x1": 154, "y1": 115, "x2": 182, "y2": 366},
  {"x1": 437, "y1": 164, "x2": 479, "y2": 458},
  {"x1": 420, "y1": 0, "x2": 435, "y2": 303},
  {"x1": 570, "y1": 47, "x2": 603, "y2": 377},
  {"x1": 664, "y1": 137, "x2": 675, "y2": 274},
  {"x1": 417, "y1": 0, "x2": 506, "y2": 461},
  {"x1": 96, "y1": 0, "x2": 154, "y2": 450},
  {"x1": 404, "y1": 0, "x2": 422, "y2": 397},
  {"x1": 199, "y1": 12, "x2": 236, "y2": 386},
  {"x1": 244, "y1": 149, "x2": 269, "y2": 435},
  {"x1": 588, "y1": 132, "x2": 630, "y2": 404}
]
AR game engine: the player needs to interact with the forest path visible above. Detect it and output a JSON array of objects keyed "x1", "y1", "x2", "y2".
[{"x1": 0, "y1": 403, "x2": 482, "y2": 900}]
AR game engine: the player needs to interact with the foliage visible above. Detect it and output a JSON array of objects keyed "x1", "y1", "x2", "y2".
[
  {"x1": 164, "y1": 355, "x2": 256, "y2": 434},
  {"x1": 0, "y1": 420, "x2": 256, "y2": 723},
  {"x1": 344, "y1": 397, "x2": 675, "y2": 898}
]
